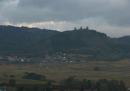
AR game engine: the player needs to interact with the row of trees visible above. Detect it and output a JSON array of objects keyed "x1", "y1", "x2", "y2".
[
  {"x1": 6, "y1": 76, "x2": 127, "y2": 91},
  {"x1": 59, "y1": 76, "x2": 127, "y2": 91}
]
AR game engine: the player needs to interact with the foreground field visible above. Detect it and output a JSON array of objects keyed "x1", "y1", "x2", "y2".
[{"x1": 0, "y1": 60, "x2": 130, "y2": 86}]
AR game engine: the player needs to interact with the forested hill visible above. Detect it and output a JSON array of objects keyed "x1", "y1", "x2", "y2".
[
  {"x1": 0, "y1": 25, "x2": 130, "y2": 60},
  {"x1": 0, "y1": 25, "x2": 59, "y2": 57}
]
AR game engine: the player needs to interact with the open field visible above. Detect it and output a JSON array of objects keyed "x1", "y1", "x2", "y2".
[{"x1": 0, "y1": 60, "x2": 130, "y2": 86}]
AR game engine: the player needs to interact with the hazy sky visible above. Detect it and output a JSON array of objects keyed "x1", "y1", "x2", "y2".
[{"x1": 0, "y1": 0, "x2": 130, "y2": 37}]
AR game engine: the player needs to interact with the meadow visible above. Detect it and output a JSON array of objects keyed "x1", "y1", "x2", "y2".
[{"x1": 0, "y1": 60, "x2": 130, "y2": 86}]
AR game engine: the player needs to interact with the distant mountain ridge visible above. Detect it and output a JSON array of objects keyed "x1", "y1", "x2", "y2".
[{"x1": 0, "y1": 25, "x2": 130, "y2": 60}]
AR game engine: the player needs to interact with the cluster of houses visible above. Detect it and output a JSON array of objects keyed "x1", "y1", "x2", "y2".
[
  {"x1": 43, "y1": 53, "x2": 91, "y2": 63},
  {"x1": 0, "y1": 56, "x2": 29, "y2": 64},
  {"x1": 0, "y1": 53, "x2": 92, "y2": 64}
]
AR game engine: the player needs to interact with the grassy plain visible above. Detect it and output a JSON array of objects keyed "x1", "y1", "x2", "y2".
[{"x1": 0, "y1": 60, "x2": 130, "y2": 86}]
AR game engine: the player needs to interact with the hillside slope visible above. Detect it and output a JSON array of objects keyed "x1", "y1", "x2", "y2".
[{"x1": 0, "y1": 25, "x2": 130, "y2": 60}]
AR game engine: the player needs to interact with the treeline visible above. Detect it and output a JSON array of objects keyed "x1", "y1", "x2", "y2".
[
  {"x1": 59, "y1": 76, "x2": 127, "y2": 91},
  {"x1": 2, "y1": 76, "x2": 127, "y2": 91}
]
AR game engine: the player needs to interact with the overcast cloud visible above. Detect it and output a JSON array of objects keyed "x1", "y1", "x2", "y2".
[{"x1": 0, "y1": 0, "x2": 130, "y2": 37}]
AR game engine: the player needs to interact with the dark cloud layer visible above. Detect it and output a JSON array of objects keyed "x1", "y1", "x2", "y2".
[{"x1": 0, "y1": 0, "x2": 130, "y2": 37}]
